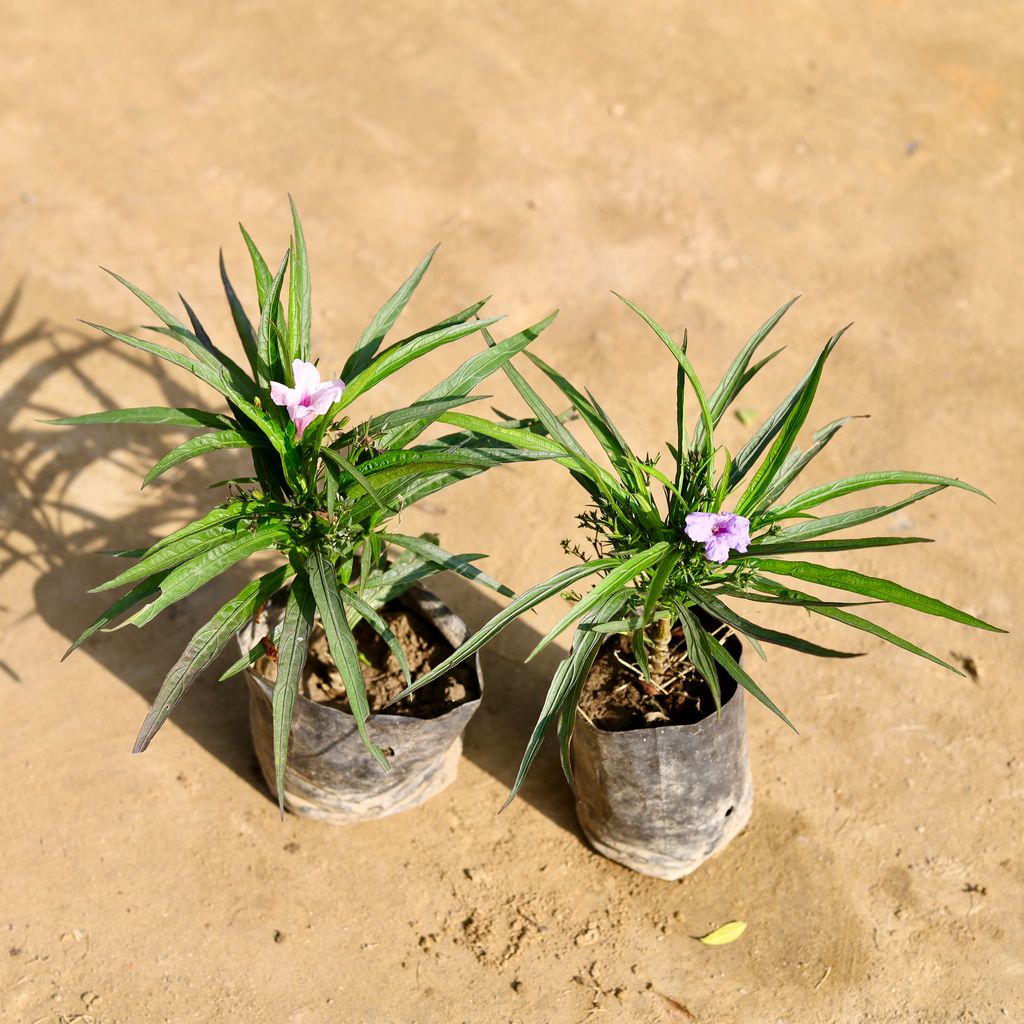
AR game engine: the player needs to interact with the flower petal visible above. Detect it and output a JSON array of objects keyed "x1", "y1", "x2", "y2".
[
  {"x1": 291, "y1": 359, "x2": 322, "y2": 396},
  {"x1": 291, "y1": 405, "x2": 319, "y2": 440},
  {"x1": 684, "y1": 512, "x2": 715, "y2": 542},
  {"x1": 704, "y1": 535, "x2": 732, "y2": 563},
  {"x1": 269, "y1": 381, "x2": 298, "y2": 408},
  {"x1": 723, "y1": 514, "x2": 751, "y2": 550},
  {"x1": 307, "y1": 382, "x2": 343, "y2": 417}
]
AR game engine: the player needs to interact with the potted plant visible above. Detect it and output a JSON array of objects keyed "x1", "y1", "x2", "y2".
[
  {"x1": 50, "y1": 201, "x2": 562, "y2": 821},
  {"x1": 391, "y1": 296, "x2": 1004, "y2": 879}
]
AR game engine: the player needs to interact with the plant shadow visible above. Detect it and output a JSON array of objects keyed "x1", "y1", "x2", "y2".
[
  {"x1": 5, "y1": 284, "x2": 584, "y2": 836},
  {"x1": 426, "y1": 572, "x2": 585, "y2": 836},
  {"x1": 2, "y1": 284, "x2": 266, "y2": 792}
]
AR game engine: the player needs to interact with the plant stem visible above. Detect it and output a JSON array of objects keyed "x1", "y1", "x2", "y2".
[{"x1": 649, "y1": 615, "x2": 673, "y2": 687}]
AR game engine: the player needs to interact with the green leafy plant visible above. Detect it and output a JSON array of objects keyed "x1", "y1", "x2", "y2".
[
  {"x1": 50, "y1": 200, "x2": 561, "y2": 812},
  {"x1": 393, "y1": 296, "x2": 1005, "y2": 805}
]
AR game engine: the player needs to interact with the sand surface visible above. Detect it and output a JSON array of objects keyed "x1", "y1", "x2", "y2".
[{"x1": 1, "y1": 2, "x2": 1021, "y2": 1021}]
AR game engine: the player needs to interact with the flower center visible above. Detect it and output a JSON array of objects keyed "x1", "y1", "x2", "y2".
[{"x1": 712, "y1": 520, "x2": 730, "y2": 536}]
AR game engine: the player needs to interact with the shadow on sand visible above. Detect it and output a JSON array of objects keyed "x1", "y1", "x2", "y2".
[
  {"x1": 1, "y1": 285, "x2": 269, "y2": 791},
  {"x1": 4, "y1": 285, "x2": 583, "y2": 836}
]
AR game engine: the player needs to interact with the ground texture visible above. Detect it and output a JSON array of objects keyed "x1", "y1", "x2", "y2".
[{"x1": 1, "y1": 2, "x2": 1021, "y2": 1022}]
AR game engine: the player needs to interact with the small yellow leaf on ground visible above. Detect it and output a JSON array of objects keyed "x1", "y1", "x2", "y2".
[{"x1": 697, "y1": 920, "x2": 747, "y2": 945}]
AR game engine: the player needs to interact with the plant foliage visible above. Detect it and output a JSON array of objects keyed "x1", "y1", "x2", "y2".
[
  {"x1": 392, "y1": 296, "x2": 1004, "y2": 806},
  {"x1": 51, "y1": 200, "x2": 560, "y2": 814}
]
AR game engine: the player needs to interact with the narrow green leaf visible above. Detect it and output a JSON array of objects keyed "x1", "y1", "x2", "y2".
[
  {"x1": 347, "y1": 465, "x2": 481, "y2": 523},
  {"x1": 306, "y1": 547, "x2": 390, "y2": 770},
  {"x1": 434, "y1": 412, "x2": 567, "y2": 458},
  {"x1": 143, "y1": 430, "x2": 258, "y2": 488},
  {"x1": 341, "y1": 246, "x2": 439, "y2": 381},
  {"x1": 767, "y1": 472, "x2": 989, "y2": 520},
  {"x1": 693, "y1": 296, "x2": 799, "y2": 452},
  {"x1": 735, "y1": 325, "x2": 850, "y2": 515},
  {"x1": 325, "y1": 460, "x2": 338, "y2": 518},
  {"x1": 400, "y1": 296, "x2": 492, "y2": 342},
  {"x1": 744, "y1": 535, "x2": 931, "y2": 556},
  {"x1": 525, "y1": 351, "x2": 637, "y2": 479},
  {"x1": 380, "y1": 313, "x2": 560, "y2": 451},
  {"x1": 676, "y1": 604, "x2": 723, "y2": 711},
  {"x1": 752, "y1": 558, "x2": 1006, "y2": 632},
  {"x1": 218, "y1": 622, "x2": 283, "y2": 682},
  {"x1": 107, "y1": 266, "x2": 254, "y2": 399},
  {"x1": 287, "y1": 196, "x2": 311, "y2": 364},
  {"x1": 239, "y1": 226, "x2": 288, "y2": 382},
  {"x1": 685, "y1": 587, "x2": 860, "y2": 658},
  {"x1": 133, "y1": 565, "x2": 293, "y2": 753},
  {"x1": 577, "y1": 617, "x2": 643, "y2": 634},
  {"x1": 475, "y1": 325, "x2": 626, "y2": 512},
  {"x1": 480, "y1": 322, "x2": 591, "y2": 463},
  {"x1": 81, "y1": 319, "x2": 292, "y2": 468},
  {"x1": 91, "y1": 516, "x2": 247, "y2": 593},
  {"x1": 271, "y1": 573, "x2": 315, "y2": 816},
  {"x1": 750, "y1": 576, "x2": 963, "y2": 674},
  {"x1": 382, "y1": 532, "x2": 513, "y2": 597},
  {"x1": 102, "y1": 268, "x2": 187, "y2": 335},
  {"x1": 771, "y1": 485, "x2": 947, "y2": 542},
  {"x1": 63, "y1": 570, "x2": 171, "y2": 660},
  {"x1": 703, "y1": 629, "x2": 797, "y2": 731},
  {"x1": 257, "y1": 250, "x2": 290, "y2": 386},
  {"x1": 714, "y1": 448, "x2": 734, "y2": 508},
  {"x1": 751, "y1": 415, "x2": 864, "y2": 512},
  {"x1": 338, "y1": 315, "x2": 505, "y2": 409},
  {"x1": 362, "y1": 395, "x2": 488, "y2": 436},
  {"x1": 240, "y1": 224, "x2": 272, "y2": 307},
  {"x1": 136, "y1": 499, "x2": 257, "y2": 556},
  {"x1": 43, "y1": 407, "x2": 232, "y2": 430},
  {"x1": 345, "y1": 447, "x2": 556, "y2": 521},
  {"x1": 526, "y1": 543, "x2": 671, "y2": 661},
  {"x1": 641, "y1": 547, "x2": 683, "y2": 628},
  {"x1": 386, "y1": 558, "x2": 621, "y2": 704},
  {"x1": 713, "y1": 585, "x2": 878, "y2": 609},
  {"x1": 631, "y1": 620, "x2": 652, "y2": 682},
  {"x1": 178, "y1": 294, "x2": 214, "y2": 355},
  {"x1": 729, "y1": 327, "x2": 849, "y2": 491},
  {"x1": 673, "y1": 356, "x2": 687, "y2": 491},
  {"x1": 358, "y1": 548, "x2": 486, "y2": 611},
  {"x1": 735, "y1": 347, "x2": 785, "y2": 396},
  {"x1": 506, "y1": 591, "x2": 626, "y2": 805},
  {"x1": 144, "y1": 323, "x2": 260, "y2": 402},
  {"x1": 340, "y1": 586, "x2": 411, "y2": 685},
  {"x1": 321, "y1": 448, "x2": 389, "y2": 515},
  {"x1": 206, "y1": 476, "x2": 259, "y2": 490},
  {"x1": 614, "y1": 293, "x2": 715, "y2": 481},
  {"x1": 124, "y1": 525, "x2": 287, "y2": 630},
  {"x1": 82, "y1": 319, "x2": 231, "y2": 392},
  {"x1": 219, "y1": 249, "x2": 260, "y2": 377}
]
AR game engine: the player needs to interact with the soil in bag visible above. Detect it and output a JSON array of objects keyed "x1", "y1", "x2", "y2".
[
  {"x1": 255, "y1": 602, "x2": 477, "y2": 720},
  {"x1": 577, "y1": 623, "x2": 739, "y2": 731}
]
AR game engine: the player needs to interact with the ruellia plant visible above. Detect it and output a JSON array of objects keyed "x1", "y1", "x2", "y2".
[
  {"x1": 392, "y1": 295, "x2": 1005, "y2": 804},
  {"x1": 49, "y1": 201, "x2": 562, "y2": 811}
]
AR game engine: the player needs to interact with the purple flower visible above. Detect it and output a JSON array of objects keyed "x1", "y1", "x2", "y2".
[
  {"x1": 269, "y1": 359, "x2": 345, "y2": 441},
  {"x1": 684, "y1": 511, "x2": 751, "y2": 564}
]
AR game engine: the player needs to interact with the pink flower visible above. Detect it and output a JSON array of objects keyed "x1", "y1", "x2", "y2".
[
  {"x1": 269, "y1": 360, "x2": 345, "y2": 441},
  {"x1": 684, "y1": 511, "x2": 751, "y2": 564}
]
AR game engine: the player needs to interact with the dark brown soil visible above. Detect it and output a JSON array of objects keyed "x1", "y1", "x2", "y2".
[
  {"x1": 257, "y1": 601, "x2": 478, "y2": 719},
  {"x1": 577, "y1": 626, "x2": 738, "y2": 731}
]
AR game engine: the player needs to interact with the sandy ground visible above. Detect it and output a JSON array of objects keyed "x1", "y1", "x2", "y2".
[{"x1": 1, "y1": 2, "x2": 1022, "y2": 1022}]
